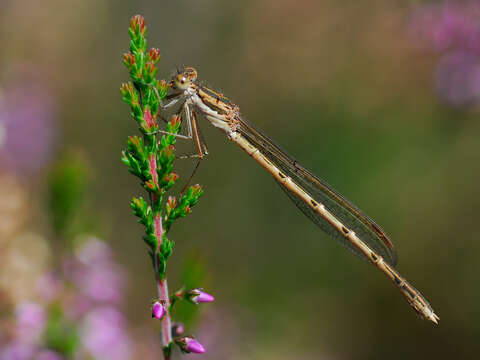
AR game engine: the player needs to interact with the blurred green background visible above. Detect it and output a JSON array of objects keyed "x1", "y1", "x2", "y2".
[{"x1": 1, "y1": 0, "x2": 479, "y2": 359}]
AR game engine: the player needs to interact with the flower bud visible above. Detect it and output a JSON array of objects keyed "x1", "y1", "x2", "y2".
[
  {"x1": 143, "y1": 107, "x2": 156, "y2": 129},
  {"x1": 151, "y1": 301, "x2": 165, "y2": 319},
  {"x1": 176, "y1": 336, "x2": 205, "y2": 354},
  {"x1": 169, "y1": 114, "x2": 182, "y2": 129},
  {"x1": 130, "y1": 15, "x2": 146, "y2": 35},
  {"x1": 187, "y1": 289, "x2": 215, "y2": 304},
  {"x1": 167, "y1": 196, "x2": 177, "y2": 209},
  {"x1": 148, "y1": 48, "x2": 161, "y2": 63},
  {"x1": 123, "y1": 52, "x2": 136, "y2": 68},
  {"x1": 172, "y1": 322, "x2": 185, "y2": 337}
]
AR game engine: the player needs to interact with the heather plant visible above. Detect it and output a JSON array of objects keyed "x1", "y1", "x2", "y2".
[{"x1": 121, "y1": 15, "x2": 213, "y2": 359}]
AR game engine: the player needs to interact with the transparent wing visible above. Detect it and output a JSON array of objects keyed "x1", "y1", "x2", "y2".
[{"x1": 237, "y1": 117, "x2": 398, "y2": 267}]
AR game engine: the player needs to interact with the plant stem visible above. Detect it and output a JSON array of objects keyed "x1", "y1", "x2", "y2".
[
  {"x1": 157, "y1": 276, "x2": 172, "y2": 352},
  {"x1": 149, "y1": 153, "x2": 173, "y2": 356}
]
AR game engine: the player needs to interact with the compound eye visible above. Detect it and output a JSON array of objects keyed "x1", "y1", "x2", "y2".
[{"x1": 174, "y1": 74, "x2": 190, "y2": 90}]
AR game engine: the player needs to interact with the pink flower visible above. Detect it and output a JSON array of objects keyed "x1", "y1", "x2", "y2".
[
  {"x1": 177, "y1": 337, "x2": 206, "y2": 354},
  {"x1": 188, "y1": 289, "x2": 215, "y2": 304},
  {"x1": 80, "y1": 307, "x2": 131, "y2": 360},
  {"x1": 14, "y1": 302, "x2": 46, "y2": 344},
  {"x1": 151, "y1": 301, "x2": 165, "y2": 319}
]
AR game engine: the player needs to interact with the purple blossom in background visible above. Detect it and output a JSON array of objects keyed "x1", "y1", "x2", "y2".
[
  {"x1": 71, "y1": 238, "x2": 126, "y2": 305},
  {"x1": 14, "y1": 302, "x2": 46, "y2": 344},
  {"x1": 36, "y1": 273, "x2": 62, "y2": 302},
  {"x1": 410, "y1": 1, "x2": 480, "y2": 107},
  {"x1": 81, "y1": 306, "x2": 131, "y2": 360},
  {"x1": 0, "y1": 343, "x2": 35, "y2": 360},
  {"x1": 76, "y1": 237, "x2": 113, "y2": 265},
  {"x1": 194, "y1": 308, "x2": 242, "y2": 360},
  {"x1": 1, "y1": 238, "x2": 133, "y2": 359},
  {"x1": 35, "y1": 350, "x2": 63, "y2": 360},
  {"x1": 435, "y1": 51, "x2": 480, "y2": 106},
  {"x1": 0, "y1": 73, "x2": 56, "y2": 176}
]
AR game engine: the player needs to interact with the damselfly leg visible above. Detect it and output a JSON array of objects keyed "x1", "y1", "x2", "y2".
[{"x1": 179, "y1": 110, "x2": 208, "y2": 193}]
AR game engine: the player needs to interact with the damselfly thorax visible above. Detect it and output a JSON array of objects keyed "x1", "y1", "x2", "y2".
[{"x1": 159, "y1": 66, "x2": 439, "y2": 324}]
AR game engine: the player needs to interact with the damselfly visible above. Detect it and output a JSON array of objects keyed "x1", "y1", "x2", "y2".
[{"x1": 160, "y1": 66, "x2": 439, "y2": 324}]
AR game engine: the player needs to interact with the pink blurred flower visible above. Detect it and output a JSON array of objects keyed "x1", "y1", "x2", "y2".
[
  {"x1": 435, "y1": 51, "x2": 480, "y2": 106},
  {"x1": 36, "y1": 349, "x2": 63, "y2": 360},
  {"x1": 0, "y1": 342, "x2": 35, "y2": 360},
  {"x1": 70, "y1": 238, "x2": 126, "y2": 305},
  {"x1": 36, "y1": 273, "x2": 62, "y2": 302},
  {"x1": 410, "y1": 1, "x2": 480, "y2": 53},
  {"x1": 409, "y1": 1, "x2": 480, "y2": 107},
  {"x1": 80, "y1": 306, "x2": 131, "y2": 360},
  {"x1": 14, "y1": 302, "x2": 46, "y2": 344},
  {"x1": 76, "y1": 238, "x2": 113, "y2": 265},
  {"x1": 0, "y1": 77, "x2": 55, "y2": 176}
]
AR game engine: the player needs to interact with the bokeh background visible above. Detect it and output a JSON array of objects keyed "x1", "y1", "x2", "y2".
[{"x1": 1, "y1": 0, "x2": 479, "y2": 359}]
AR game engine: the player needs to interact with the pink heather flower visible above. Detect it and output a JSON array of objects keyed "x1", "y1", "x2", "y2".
[
  {"x1": 151, "y1": 301, "x2": 165, "y2": 319},
  {"x1": 76, "y1": 238, "x2": 113, "y2": 265},
  {"x1": 76, "y1": 261, "x2": 125, "y2": 304},
  {"x1": 0, "y1": 342, "x2": 35, "y2": 360},
  {"x1": 80, "y1": 307, "x2": 131, "y2": 360},
  {"x1": 72, "y1": 239, "x2": 126, "y2": 304},
  {"x1": 410, "y1": 1, "x2": 480, "y2": 53},
  {"x1": 0, "y1": 76, "x2": 55, "y2": 176},
  {"x1": 14, "y1": 302, "x2": 46, "y2": 344},
  {"x1": 435, "y1": 51, "x2": 480, "y2": 106},
  {"x1": 409, "y1": 1, "x2": 480, "y2": 107},
  {"x1": 36, "y1": 350, "x2": 63, "y2": 360},
  {"x1": 36, "y1": 273, "x2": 62, "y2": 302},
  {"x1": 178, "y1": 337, "x2": 206, "y2": 354},
  {"x1": 188, "y1": 289, "x2": 215, "y2": 304}
]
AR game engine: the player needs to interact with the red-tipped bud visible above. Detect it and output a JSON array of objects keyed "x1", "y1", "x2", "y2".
[
  {"x1": 152, "y1": 301, "x2": 165, "y2": 319},
  {"x1": 120, "y1": 82, "x2": 132, "y2": 97},
  {"x1": 144, "y1": 62, "x2": 156, "y2": 75},
  {"x1": 148, "y1": 48, "x2": 161, "y2": 63},
  {"x1": 130, "y1": 15, "x2": 146, "y2": 35},
  {"x1": 123, "y1": 52, "x2": 136, "y2": 67},
  {"x1": 169, "y1": 114, "x2": 182, "y2": 129},
  {"x1": 157, "y1": 80, "x2": 169, "y2": 98},
  {"x1": 176, "y1": 337, "x2": 205, "y2": 354},
  {"x1": 174, "y1": 287, "x2": 185, "y2": 299},
  {"x1": 127, "y1": 135, "x2": 140, "y2": 147},
  {"x1": 167, "y1": 196, "x2": 177, "y2": 209},
  {"x1": 163, "y1": 145, "x2": 175, "y2": 158},
  {"x1": 170, "y1": 173, "x2": 179, "y2": 183},
  {"x1": 184, "y1": 205, "x2": 191, "y2": 214},
  {"x1": 144, "y1": 180, "x2": 156, "y2": 192},
  {"x1": 191, "y1": 184, "x2": 203, "y2": 196},
  {"x1": 131, "y1": 197, "x2": 142, "y2": 208}
]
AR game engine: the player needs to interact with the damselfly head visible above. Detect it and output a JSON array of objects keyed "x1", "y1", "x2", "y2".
[{"x1": 173, "y1": 66, "x2": 198, "y2": 90}]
